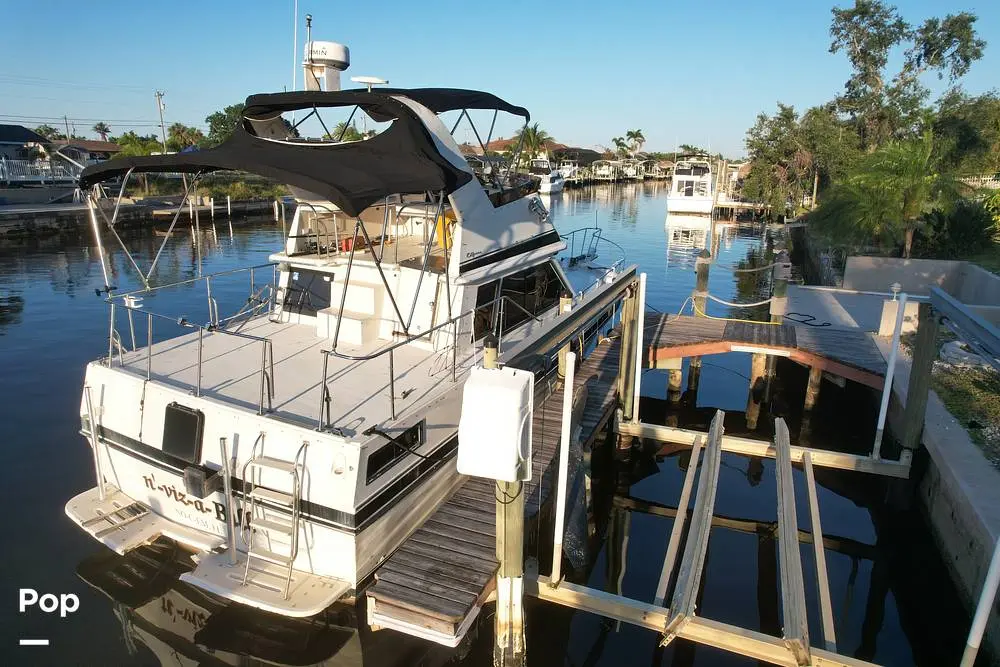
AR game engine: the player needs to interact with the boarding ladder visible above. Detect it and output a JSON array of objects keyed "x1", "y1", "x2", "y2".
[{"x1": 240, "y1": 437, "x2": 308, "y2": 600}]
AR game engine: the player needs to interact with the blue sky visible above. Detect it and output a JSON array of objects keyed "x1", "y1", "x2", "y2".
[{"x1": 1, "y1": 0, "x2": 997, "y2": 156}]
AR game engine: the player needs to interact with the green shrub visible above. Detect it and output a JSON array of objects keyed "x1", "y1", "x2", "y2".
[{"x1": 914, "y1": 200, "x2": 998, "y2": 259}]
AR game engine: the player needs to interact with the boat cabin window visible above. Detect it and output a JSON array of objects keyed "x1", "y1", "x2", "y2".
[
  {"x1": 473, "y1": 261, "x2": 567, "y2": 339},
  {"x1": 281, "y1": 269, "x2": 332, "y2": 316}
]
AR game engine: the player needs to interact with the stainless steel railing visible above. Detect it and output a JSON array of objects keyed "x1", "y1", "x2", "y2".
[{"x1": 105, "y1": 263, "x2": 278, "y2": 415}]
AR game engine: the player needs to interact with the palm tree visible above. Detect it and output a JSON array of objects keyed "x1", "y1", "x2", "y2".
[
  {"x1": 92, "y1": 122, "x2": 111, "y2": 142},
  {"x1": 513, "y1": 123, "x2": 552, "y2": 162},
  {"x1": 626, "y1": 129, "x2": 645, "y2": 156},
  {"x1": 854, "y1": 130, "x2": 963, "y2": 257},
  {"x1": 812, "y1": 130, "x2": 964, "y2": 257},
  {"x1": 612, "y1": 136, "x2": 629, "y2": 158}
]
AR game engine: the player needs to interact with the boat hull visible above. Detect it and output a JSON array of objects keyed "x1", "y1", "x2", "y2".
[{"x1": 666, "y1": 195, "x2": 713, "y2": 214}]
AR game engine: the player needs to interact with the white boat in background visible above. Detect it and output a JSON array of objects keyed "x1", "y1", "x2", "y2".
[
  {"x1": 66, "y1": 65, "x2": 633, "y2": 619},
  {"x1": 529, "y1": 157, "x2": 565, "y2": 193},
  {"x1": 666, "y1": 155, "x2": 714, "y2": 214},
  {"x1": 556, "y1": 159, "x2": 578, "y2": 180}
]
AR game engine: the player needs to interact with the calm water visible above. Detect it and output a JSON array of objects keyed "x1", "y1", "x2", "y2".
[{"x1": 0, "y1": 184, "x2": 970, "y2": 666}]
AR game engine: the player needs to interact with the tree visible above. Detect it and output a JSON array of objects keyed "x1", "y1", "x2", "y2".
[
  {"x1": 811, "y1": 130, "x2": 964, "y2": 257},
  {"x1": 933, "y1": 90, "x2": 1000, "y2": 174},
  {"x1": 204, "y1": 103, "x2": 246, "y2": 146},
  {"x1": 679, "y1": 144, "x2": 707, "y2": 155},
  {"x1": 92, "y1": 122, "x2": 111, "y2": 142},
  {"x1": 743, "y1": 104, "x2": 812, "y2": 216},
  {"x1": 829, "y1": 1, "x2": 986, "y2": 151},
  {"x1": 112, "y1": 131, "x2": 161, "y2": 158},
  {"x1": 166, "y1": 123, "x2": 206, "y2": 152},
  {"x1": 611, "y1": 136, "x2": 630, "y2": 158},
  {"x1": 512, "y1": 123, "x2": 552, "y2": 162},
  {"x1": 626, "y1": 129, "x2": 645, "y2": 156},
  {"x1": 326, "y1": 121, "x2": 365, "y2": 142},
  {"x1": 34, "y1": 124, "x2": 63, "y2": 141}
]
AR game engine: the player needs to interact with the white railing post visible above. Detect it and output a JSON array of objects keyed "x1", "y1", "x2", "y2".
[
  {"x1": 632, "y1": 272, "x2": 647, "y2": 418},
  {"x1": 551, "y1": 351, "x2": 576, "y2": 586},
  {"x1": 84, "y1": 386, "x2": 106, "y2": 501},
  {"x1": 873, "y1": 292, "x2": 907, "y2": 459},
  {"x1": 962, "y1": 538, "x2": 1000, "y2": 667}
]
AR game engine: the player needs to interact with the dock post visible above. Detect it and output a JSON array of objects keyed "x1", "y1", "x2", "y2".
[
  {"x1": 273, "y1": 199, "x2": 279, "y2": 221},
  {"x1": 210, "y1": 196, "x2": 215, "y2": 220},
  {"x1": 688, "y1": 250, "x2": 711, "y2": 397},
  {"x1": 800, "y1": 366, "x2": 822, "y2": 440},
  {"x1": 617, "y1": 280, "x2": 639, "y2": 445},
  {"x1": 551, "y1": 351, "x2": 576, "y2": 586},
  {"x1": 900, "y1": 302, "x2": 939, "y2": 458},
  {"x1": 745, "y1": 353, "x2": 767, "y2": 430},
  {"x1": 557, "y1": 291, "x2": 573, "y2": 383},
  {"x1": 486, "y1": 335, "x2": 526, "y2": 667},
  {"x1": 226, "y1": 195, "x2": 231, "y2": 217},
  {"x1": 769, "y1": 249, "x2": 790, "y2": 323}
]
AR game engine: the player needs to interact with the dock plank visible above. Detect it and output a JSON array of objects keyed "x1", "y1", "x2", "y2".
[{"x1": 367, "y1": 334, "x2": 622, "y2": 642}]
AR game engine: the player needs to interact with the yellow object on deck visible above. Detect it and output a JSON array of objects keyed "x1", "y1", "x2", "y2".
[{"x1": 436, "y1": 211, "x2": 456, "y2": 250}]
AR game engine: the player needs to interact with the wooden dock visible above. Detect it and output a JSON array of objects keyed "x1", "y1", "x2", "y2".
[
  {"x1": 644, "y1": 314, "x2": 887, "y2": 389},
  {"x1": 365, "y1": 335, "x2": 622, "y2": 644}
]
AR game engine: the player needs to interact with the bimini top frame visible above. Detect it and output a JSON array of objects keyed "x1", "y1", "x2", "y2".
[{"x1": 80, "y1": 88, "x2": 528, "y2": 217}]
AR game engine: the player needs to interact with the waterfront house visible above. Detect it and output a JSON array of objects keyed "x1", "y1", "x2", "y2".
[
  {"x1": 0, "y1": 124, "x2": 49, "y2": 160},
  {"x1": 50, "y1": 139, "x2": 121, "y2": 166}
]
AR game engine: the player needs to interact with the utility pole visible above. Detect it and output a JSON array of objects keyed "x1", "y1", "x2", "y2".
[
  {"x1": 155, "y1": 91, "x2": 168, "y2": 154},
  {"x1": 63, "y1": 115, "x2": 71, "y2": 140}
]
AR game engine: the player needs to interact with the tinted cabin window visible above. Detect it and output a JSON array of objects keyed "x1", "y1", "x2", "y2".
[
  {"x1": 473, "y1": 280, "x2": 499, "y2": 340},
  {"x1": 282, "y1": 269, "x2": 331, "y2": 316},
  {"x1": 366, "y1": 421, "x2": 426, "y2": 484},
  {"x1": 473, "y1": 262, "x2": 565, "y2": 340}
]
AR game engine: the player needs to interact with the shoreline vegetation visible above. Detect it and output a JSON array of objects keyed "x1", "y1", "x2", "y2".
[{"x1": 741, "y1": 0, "x2": 998, "y2": 270}]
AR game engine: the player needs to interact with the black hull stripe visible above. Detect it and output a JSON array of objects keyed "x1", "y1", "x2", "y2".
[
  {"x1": 459, "y1": 229, "x2": 562, "y2": 274},
  {"x1": 87, "y1": 425, "x2": 457, "y2": 533}
]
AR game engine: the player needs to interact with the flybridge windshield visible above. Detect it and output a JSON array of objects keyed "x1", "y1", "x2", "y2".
[{"x1": 674, "y1": 163, "x2": 710, "y2": 177}]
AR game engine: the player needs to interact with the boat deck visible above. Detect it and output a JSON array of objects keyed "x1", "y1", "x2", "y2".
[
  {"x1": 116, "y1": 315, "x2": 469, "y2": 435},
  {"x1": 365, "y1": 335, "x2": 622, "y2": 644}
]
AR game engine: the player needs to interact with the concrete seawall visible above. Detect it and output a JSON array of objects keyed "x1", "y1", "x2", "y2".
[{"x1": 883, "y1": 338, "x2": 1000, "y2": 662}]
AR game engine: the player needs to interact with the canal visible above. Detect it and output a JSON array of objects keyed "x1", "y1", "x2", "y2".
[{"x1": 0, "y1": 183, "x2": 973, "y2": 665}]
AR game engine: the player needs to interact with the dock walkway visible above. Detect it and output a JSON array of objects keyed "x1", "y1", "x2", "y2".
[
  {"x1": 644, "y1": 314, "x2": 887, "y2": 389},
  {"x1": 366, "y1": 335, "x2": 622, "y2": 644}
]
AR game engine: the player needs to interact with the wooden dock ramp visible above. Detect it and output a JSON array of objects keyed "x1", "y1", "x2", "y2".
[
  {"x1": 365, "y1": 336, "x2": 622, "y2": 646},
  {"x1": 644, "y1": 314, "x2": 887, "y2": 389}
]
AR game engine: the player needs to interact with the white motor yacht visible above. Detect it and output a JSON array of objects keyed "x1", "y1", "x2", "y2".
[
  {"x1": 529, "y1": 156, "x2": 565, "y2": 194},
  {"x1": 666, "y1": 155, "x2": 714, "y2": 214},
  {"x1": 67, "y1": 84, "x2": 632, "y2": 619}
]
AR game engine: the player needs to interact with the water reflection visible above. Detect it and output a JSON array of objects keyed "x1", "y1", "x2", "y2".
[{"x1": 77, "y1": 539, "x2": 458, "y2": 666}]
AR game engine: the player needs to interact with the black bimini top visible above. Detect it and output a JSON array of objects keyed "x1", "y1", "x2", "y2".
[{"x1": 79, "y1": 88, "x2": 527, "y2": 217}]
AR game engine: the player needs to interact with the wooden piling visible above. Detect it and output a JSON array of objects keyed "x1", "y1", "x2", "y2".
[
  {"x1": 689, "y1": 249, "x2": 710, "y2": 400},
  {"x1": 617, "y1": 282, "x2": 638, "y2": 424},
  {"x1": 746, "y1": 352, "x2": 767, "y2": 430},
  {"x1": 800, "y1": 366, "x2": 823, "y2": 440},
  {"x1": 900, "y1": 302, "x2": 939, "y2": 455},
  {"x1": 668, "y1": 368, "x2": 683, "y2": 404},
  {"x1": 486, "y1": 334, "x2": 526, "y2": 667}
]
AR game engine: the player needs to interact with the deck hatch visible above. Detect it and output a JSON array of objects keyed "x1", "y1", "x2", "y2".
[{"x1": 162, "y1": 402, "x2": 205, "y2": 465}]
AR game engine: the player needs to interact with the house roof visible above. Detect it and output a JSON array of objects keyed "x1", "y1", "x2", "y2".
[
  {"x1": 53, "y1": 139, "x2": 121, "y2": 153},
  {"x1": 0, "y1": 124, "x2": 49, "y2": 145}
]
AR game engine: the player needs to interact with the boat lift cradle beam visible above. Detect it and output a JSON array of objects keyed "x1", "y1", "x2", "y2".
[
  {"x1": 617, "y1": 421, "x2": 910, "y2": 478},
  {"x1": 530, "y1": 410, "x2": 880, "y2": 667}
]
